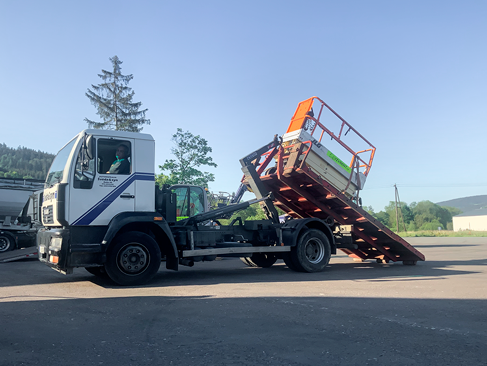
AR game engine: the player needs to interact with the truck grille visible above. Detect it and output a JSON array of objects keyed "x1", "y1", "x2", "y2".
[{"x1": 43, "y1": 205, "x2": 54, "y2": 224}]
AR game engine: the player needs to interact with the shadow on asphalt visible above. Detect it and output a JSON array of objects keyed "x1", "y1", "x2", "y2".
[
  {"x1": 1, "y1": 295, "x2": 487, "y2": 366},
  {"x1": 1, "y1": 256, "x2": 482, "y2": 289},
  {"x1": 137, "y1": 259, "x2": 482, "y2": 290}
]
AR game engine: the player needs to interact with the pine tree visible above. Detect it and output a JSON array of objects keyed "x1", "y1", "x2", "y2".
[{"x1": 84, "y1": 56, "x2": 150, "y2": 132}]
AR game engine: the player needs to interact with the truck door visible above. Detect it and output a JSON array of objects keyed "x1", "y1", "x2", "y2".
[{"x1": 69, "y1": 137, "x2": 136, "y2": 226}]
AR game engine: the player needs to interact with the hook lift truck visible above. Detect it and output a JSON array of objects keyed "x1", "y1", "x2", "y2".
[{"x1": 37, "y1": 97, "x2": 425, "y2": 285}]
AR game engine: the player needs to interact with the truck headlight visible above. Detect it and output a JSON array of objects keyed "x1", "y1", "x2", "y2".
[{"x1": 50, "y1": 237, "x2": 63, "y2": 251}]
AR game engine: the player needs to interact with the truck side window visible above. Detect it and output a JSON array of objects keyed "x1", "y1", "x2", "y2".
[
  {"x1": 173, "y1": 187, "x2": 189, "y2": 221},
  {"x1": 73, "y1": 140, "x2": 95, "y2": 189},
  {"x1": 97, "y1": 139, "x2": 132, "y2": 175},
  {"x1": 189, "y1": 187, "x2": 205, "y2": 216}
]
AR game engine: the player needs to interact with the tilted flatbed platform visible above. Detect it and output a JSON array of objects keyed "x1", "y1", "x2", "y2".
[
  {"x1": 242, "y1": 96, "x2": 424, "y2": 264},
  {"x1": 259, "y1": 168, "x2": 424, "y2": 263}
]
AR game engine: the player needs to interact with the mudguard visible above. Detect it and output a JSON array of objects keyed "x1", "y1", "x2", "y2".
[
  {"x1": 281, "y1": 218, "x2": 336, "y2": 254},
  {"x1": 103, "y1": 212, "x2": 179, "y2": 270}
]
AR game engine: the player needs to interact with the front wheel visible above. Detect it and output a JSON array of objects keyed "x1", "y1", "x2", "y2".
[
  {"x1": 0, "y1": 232, "x2": 16, "y2": 253},
  {"x1": 105, "y1": 231, "x2": 161, "y2": 286},
  {"x1": 289, "y1": 229, "x2": 331, "y2": 272}
]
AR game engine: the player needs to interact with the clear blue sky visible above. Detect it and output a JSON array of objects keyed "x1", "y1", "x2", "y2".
[{"x1": 1, "y1": 0, "x2": 486, "y2": 212}]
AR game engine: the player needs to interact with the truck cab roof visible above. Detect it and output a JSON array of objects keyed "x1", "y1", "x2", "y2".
[{"x1": 79, "y1": 129, "x2": 155, "y2": 141}]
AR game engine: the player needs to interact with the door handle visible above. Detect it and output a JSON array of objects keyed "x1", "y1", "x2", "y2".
[{"x1": 120, "y1": 194, "x2": 135, "y2": 199}]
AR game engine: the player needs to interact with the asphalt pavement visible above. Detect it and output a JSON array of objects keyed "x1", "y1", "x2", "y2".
[{"x1": 1, "y1": 237, "x2": 486, "y2": 366}]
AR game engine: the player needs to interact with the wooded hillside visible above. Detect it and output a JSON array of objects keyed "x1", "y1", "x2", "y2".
[{"x1": 0, "y1": 143, "x2": 54, "y2": 180}]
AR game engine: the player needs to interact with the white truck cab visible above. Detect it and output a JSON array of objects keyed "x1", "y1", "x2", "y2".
[{"x1": 42, "y1": 129, "x2": 156, "y2": 227}]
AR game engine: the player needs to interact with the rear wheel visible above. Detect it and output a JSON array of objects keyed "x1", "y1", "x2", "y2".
[
  {"x1": 283, "y1": 252, "x2": 299, "y2": 271},
  {"x1": 241, "y1": 253, "x2": 278, "y2": 268},
  {"x1": 289, "y1": 229, "x2": 331, "y2": 272},
  {"x1": 105, "y1": 231, "x2": 161, "y2": 286},
  {"x1": 0, "y1": 232, "x2": 16, "y2": 253}
]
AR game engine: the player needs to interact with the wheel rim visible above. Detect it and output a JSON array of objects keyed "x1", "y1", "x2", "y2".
[
  {"x1": 116, "y1": 243, "x2": 150, "y2": 276},
  {"x1": 0, "y1": 236, "x2": 11, "y2": 252},
  {"x1": 304, "y1": 237, "x2": 325, "y2": 264}
]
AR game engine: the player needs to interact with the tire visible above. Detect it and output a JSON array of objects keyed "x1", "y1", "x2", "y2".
[
  {"x1": 0, "y1": 232, "x2": 16, "y2": 253},
  {"x1": 283, "y1": 252, "x2": 300, "y2": 271},
  {"x1": 241, "y1": 253, "x2": 278, "y2": 268},
  {"x1": 105, "y1": 231, "x2": 161, "y2": 286},
  {"x1": 85, "y1": 266, "x2": 108, "y2": 278},
  {"x1": 290, "y1": 229, "x2": 331, "y2": 272}
]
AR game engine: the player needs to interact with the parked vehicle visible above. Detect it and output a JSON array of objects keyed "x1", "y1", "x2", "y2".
[{"x1": 0, "y1": 178, "x2": 43, "y2": 253}]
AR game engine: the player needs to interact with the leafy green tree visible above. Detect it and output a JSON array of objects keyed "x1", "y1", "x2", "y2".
[
  {"x1": 0, "y1": 143, "x2": 54, "y2": 180},
  {"x1": 230, "y1": 204, "x2": 261, "y2": 221},
  {"x1": 443, "y1": 206, "x2": 462, "y2": 217},
  {"x1": 412, "y1": 201, "x2": 452, "y2": 229},
  {"x1": 383, "y1": 201, "x2": 412, "y2": 230},
  {"x1": 375, "y1": 210, "x2": 390, "y2": 227},
  {"x1": 85, "y1": 56, "x2": 150, "y2": 132},
  {"x1": 157, "y1": 128, "x2": 217, "y2": 187},
  {"x1": 407, "y1": 221, "x2": 418, "y2": 231},
  {"x1": 420, "y1": 220, "x2": 444, "y2": 231},
  {"x1": 362, "y1": 205, "x2": 375, "y2": 215},
  {"x1": 246, "y1": 206, "x2": 269, "y2": 220},
  {"x1": 155, "y1": 172, "x2": 178, "y2": 188},
  {"x1": 218, "y1": 203, "x2": 286, "y2": 224}
]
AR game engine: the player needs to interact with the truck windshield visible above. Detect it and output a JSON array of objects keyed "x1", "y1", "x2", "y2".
[{"x1": 45, "y1": 138, "x2": 77, "y2": 188}]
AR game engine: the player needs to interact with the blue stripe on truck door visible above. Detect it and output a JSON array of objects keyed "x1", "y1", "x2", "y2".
[{"x1": 72, "y1": 173, "x2": 154, "y2": 226}]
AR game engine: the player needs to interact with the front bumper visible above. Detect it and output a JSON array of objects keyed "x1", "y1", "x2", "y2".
[
  {"x1": 37, "y1": 228, "x2": 105, "y2": 273},
  {"x1": 37, "y1": 228, "x2": 71, "y2": 273}
]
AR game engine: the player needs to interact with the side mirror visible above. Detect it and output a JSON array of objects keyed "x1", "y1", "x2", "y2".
[{"x1": 85, "y1": 135, "x2": 94, "y2": 160}]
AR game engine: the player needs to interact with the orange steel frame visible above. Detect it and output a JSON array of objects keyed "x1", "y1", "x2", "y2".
[
  {"x1": 286, "y1": 96, "x2": 376, "y2": 177},
  {"x1": 240, "y1": 97, "x2": 424, "y2": 263}
]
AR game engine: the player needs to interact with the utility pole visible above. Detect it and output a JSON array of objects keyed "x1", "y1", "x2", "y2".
[{"x1": 394, "y1": 184, "x2": 407, "y2": 232}]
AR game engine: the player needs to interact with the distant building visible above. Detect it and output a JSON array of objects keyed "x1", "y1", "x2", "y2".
[{"x1": 453, "y1": 209, "x2": 487, "y2": 231}]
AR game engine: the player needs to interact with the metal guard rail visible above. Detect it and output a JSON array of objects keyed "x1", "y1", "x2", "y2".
[{"x1": 285, "y1": 96, "x2": 376, "y2": 177}]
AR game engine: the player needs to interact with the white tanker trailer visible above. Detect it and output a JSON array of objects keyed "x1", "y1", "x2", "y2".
[{"x1": 0, "y1": 178, "x2": 44, "y2": 253}]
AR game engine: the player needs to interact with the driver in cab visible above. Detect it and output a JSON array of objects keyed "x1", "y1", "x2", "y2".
[{"x1": 107, "y1": 144, "x2": 130, "y2": 174}]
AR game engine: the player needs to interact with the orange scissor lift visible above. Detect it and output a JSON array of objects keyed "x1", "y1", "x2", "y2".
[{"x1": 242, "y1": 97, "x2": 424, "y2": 264}]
